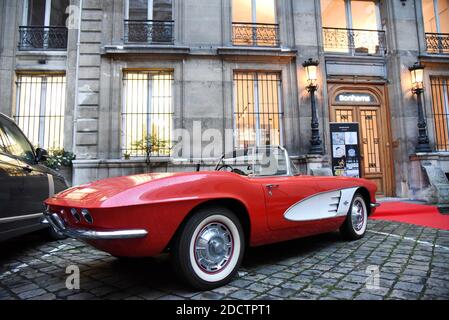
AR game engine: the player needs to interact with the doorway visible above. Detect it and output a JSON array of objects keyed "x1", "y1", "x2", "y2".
[{"x1": 328, "y1": 83, "x2": 394, "y2": 197}]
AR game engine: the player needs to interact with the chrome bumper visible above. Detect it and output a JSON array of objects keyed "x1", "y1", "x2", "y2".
[
  {"x1": 43, "y1": 212, "x2": 148, "y2": 240},
  {"x1": 370, "y1": 203, "x2": 381, "y2": 208}
]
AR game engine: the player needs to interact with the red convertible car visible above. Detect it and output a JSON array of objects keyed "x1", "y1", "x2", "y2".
[{"x1": 44, "y1": 146, "x2": 378, "y2": 290}]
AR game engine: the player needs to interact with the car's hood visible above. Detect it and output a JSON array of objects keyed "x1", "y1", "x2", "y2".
[{"x1": 45, "y1": 172, "x2": 205, "y2": 208}]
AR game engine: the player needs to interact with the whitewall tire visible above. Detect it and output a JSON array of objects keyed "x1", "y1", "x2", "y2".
[
  {"x1": 340, "y1": 193, "x2": 368, "y2": 240},
  {"x1": 172, "y1": 206, "x2": 245, "y2": 290}
]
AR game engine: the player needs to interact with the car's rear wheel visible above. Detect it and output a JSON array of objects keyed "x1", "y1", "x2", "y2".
[
  {"x1": 172, "y1": 206, "x2": 244, "y2": 290},
  {"x1": 340, "y1": 193, "x2": 368, "y2": 240}
]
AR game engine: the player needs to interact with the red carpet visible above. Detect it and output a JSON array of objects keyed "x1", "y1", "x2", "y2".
[{"x1": 371, "y1": 202, "x2": 449, "y2": 231}]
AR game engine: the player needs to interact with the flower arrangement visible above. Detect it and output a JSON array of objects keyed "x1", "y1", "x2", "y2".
[{"x1": 45, "y1": 148, "x2": 76, "y2": 171}]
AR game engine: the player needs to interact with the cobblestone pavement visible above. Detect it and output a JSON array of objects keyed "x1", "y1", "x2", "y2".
[{"x1": 1, "y1": 220, "x2": 449, "y2": 300}]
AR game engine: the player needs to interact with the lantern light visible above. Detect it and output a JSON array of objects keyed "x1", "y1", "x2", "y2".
[
  {"x1": 302, "y1": 58, "x2": 319, "y2": 89},
  {"x1": 409, "y1": 62, "x2": 425, "y2": 92}
]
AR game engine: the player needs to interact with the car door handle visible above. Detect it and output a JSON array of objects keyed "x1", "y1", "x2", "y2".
[
  {"x1": 22, "y1": 166, "x2": 33, "y2": 173},
  {"x1": 266, "y1": 184, "x2": 280, "y2": 189}
]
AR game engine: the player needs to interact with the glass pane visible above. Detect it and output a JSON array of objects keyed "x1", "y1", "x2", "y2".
[
  {"x1": 321, "y1": 0, "x2": 349, "y2": 53},
  {"x1": 27, "y1": 0, "x2": 46, "y2": 25},
  {"x1": 256, "y1": 0, "x2": 276, "y2": 24},
  {"x1": 321, "y1": 0, "x2": 346, "y2": 28},
  {"x1": 351, "y1": 1, "x2": 380, "y2": 54},
  {"x1": 233, "y1": 0, "x2": 252, "y2": 22},
  {"x1": 153, "y1": 0, "x2": 172, "y2": 20},
  {"x1": 129, "y1": 0, "x2": 149, "y2": 20},
  {"x1": 234, "y1": 72, "x2": 282, "y2": 149},
  {"x1": 50, "y1": 0, "x2": 69, "y2": 26},
  {"x1": 15, "y1": 75, "x2": 66, "y2": 151},
  {"x1": 351, "y1": 0, "x2": 379, "y2": 30},
  {"x1": 122, "y1": 71, "x2": 173, "y2": 157},
  {"x1": 423, "y1": 0, "x2": 437, "y2": 32},
  {"x1": 43, "y1": 76, "x2": 66, "y2": 150},
  {"x1": 438, "y1": 0, "x2": 449, "y2": 33},
  {"x1": 257, "y1": 73, "x2": 281, "y2": 146},
  {"x1": 234, "y1": 73, "x2": 256, "y2": 148}
]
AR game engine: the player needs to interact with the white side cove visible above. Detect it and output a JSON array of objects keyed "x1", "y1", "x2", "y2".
[{"x1": 284, "y1": 187, "x2": 360, "y2": 222}]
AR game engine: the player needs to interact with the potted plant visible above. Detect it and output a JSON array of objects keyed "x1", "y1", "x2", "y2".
[
  {"x1": 131, "y1": 134, "x2": 169, "y2": 165},
  {"x1": 44, "y1": 148, "x2": 76, "y2": 186}
]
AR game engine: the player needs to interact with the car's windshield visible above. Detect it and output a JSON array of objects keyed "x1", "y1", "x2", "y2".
[{"x1": 215, "y1": 146, "x2": 299, "y2": 177}]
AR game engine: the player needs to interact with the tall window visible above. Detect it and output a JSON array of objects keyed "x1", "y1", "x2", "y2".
[
  {"x1": 20, "y1": 0, "x2": 69, "y2": 50},
  {"x1": 122, "y1": 71, "x2": 173, "y2": 158},
  {"x1": 232, "y1": 0, "x2": 279, "y2": 46},
  {"x1": 422, "y1": 0, "x2": 449, "y2": 53},
  {"x1": 321, "y1": 0, "x2": 384, "y2": 55},
  {"x1": 125, "y1": 0, "x2": 174, "y2": 44},
  {"x1": 430, "y1": 77, "x2": 449, "y2": 151},
  {"x1": 15, "y1": 74, "x2": 66, "y2": 151},
  {"x1": 234, "y1": 72, "x2": 283, "y2": 148}
]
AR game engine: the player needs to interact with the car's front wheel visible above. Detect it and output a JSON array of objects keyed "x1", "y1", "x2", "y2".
[
  {"x1": 172, "y1": 206, "x2": 245, "y2": 290},
  {"x1": 340, "y1": 193, "x2": 368, "y2": 240}
]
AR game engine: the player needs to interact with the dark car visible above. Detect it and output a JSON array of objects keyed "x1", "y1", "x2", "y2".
[{"x1": 0, "y1": 113, "x2": 68, "y2": 241}]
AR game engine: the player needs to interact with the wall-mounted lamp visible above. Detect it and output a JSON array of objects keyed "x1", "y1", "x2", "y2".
[
  {"x1": 409, "y1": 62, "x2": 431, "y2": 153},
  {"x1": 409, "y1": 62, "x2": 425, "y2": 94},
  {"x1": 303, "y1": 58, "x2": 319, "y2": 91},
  {"x1": 302, "y1": 58, "x2": 323, "y2": 155}
]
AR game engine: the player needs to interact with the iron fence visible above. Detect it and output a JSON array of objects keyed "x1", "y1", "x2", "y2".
[
  {"x1": 234, "y1": 72, "x2": 283, "y2": 149},
  {"x1": 124, "y1": 20, "x2": 174, "y2": 44},
  {"x1": 122, "y1": 71, "x2": 174, "y2": 158},
  {"x1": 18, "y1": 26, "x2": 68, "y2": 51},
  {"x1": 232, "y1": 22, "x2": 280, "y2": 47},
  {"x1": 430, "y1": 77, "x2": 449, "y2": 152},
  {"x1": 15, "y1": 74, "x2": 66, "y2": 151},
  {"x1": 322, "y1": 27, "x2": 386, "y2": 56},
  {"x1": 425, "y1": 33, "x2": 449, "y2": 54}
]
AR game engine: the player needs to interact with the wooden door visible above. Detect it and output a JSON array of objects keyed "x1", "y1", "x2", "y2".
[{"x1": 331, "y1": 105, "x2": 391, "y2": 197}]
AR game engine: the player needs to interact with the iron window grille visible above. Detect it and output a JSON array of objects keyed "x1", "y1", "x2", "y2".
[
  {"x1": 430, "y1": 77, "x2": 449, "y2": 152},
  {"x1": 15, "y1": 74, "x2": 66, "y2": 151},
  {"x1": 124, "y1": 20, "x2": 174, "y2": 44},
  {"x1": 425, "y1": 33, "x2": 449, "y2": 54},
  {"x1": 232, "y1": 22, "x2": 280, "y2": 47},
  {"x1": 233, "y1": 72, "x2": 283, "y2": 149},
  {"x1": 122, "y1": 71, "x2": 174, "y2": 158},
  {"x1": 322, "y1": 27, "x2": 386, "y2": 56},
  {"x1": 18, "y1": 26, "x2": 68, "y2": 51}
]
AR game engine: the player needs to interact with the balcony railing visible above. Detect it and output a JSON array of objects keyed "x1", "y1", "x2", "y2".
[
  {"x1": 322, "y1": 27, "x2": 386, "y2": 56},
  {"x1": 232, "y1": 22, "x2": 280, "y2": 47},
  {"x1": 18, "y1": 26, "x2": 68, "y2": 51},
  {"x1": 425, "y1": 33, "x2": 449, "y2": 54},
  {"x1": 124, "y1": 20, "x2": 174, "y2": 44}
]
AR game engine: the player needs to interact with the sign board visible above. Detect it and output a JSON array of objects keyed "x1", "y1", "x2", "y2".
[
  {"x1": 335, "y1": 92, "x2": 375, "y2": 104},
  {"x1": 329, "y1": 122, "x2": 362, "y2": 178}
]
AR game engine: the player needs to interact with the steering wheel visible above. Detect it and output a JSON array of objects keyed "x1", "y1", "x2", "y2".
[
  {"x1": 232, "y1": 168, "x2": 247, "y2": 176},
  {"x1": 217, "y1": 164, "x2": 234, "y2": 172},
  {"x1": 217, "y1": 165, "x2": 248, "y2": 176}
]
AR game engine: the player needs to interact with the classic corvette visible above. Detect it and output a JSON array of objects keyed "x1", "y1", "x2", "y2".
[{"x1": 44, "y1": 146, "x2": 378, "y2": 290}]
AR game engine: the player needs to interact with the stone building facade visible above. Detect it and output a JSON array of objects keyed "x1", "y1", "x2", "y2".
[{"x1": 0, "y1": 0, "x2": 448, "y2": 203}]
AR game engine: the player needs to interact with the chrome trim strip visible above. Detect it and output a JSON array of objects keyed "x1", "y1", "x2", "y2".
[
  {"x1": 370, "y1": 203, "x2": 381, "y2": 208},
  {"x1": 43, "y1": 212, "x2": 148, "y2": 240},
  {"x1": 47, "y1": 174, "x2": 55, "y2": 197},
  {"x1": 0, "y1": 213, "x2": 44, "y2": 224}
]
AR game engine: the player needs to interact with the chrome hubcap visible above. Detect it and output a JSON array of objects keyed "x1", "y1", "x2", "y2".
[
  {"x1": 194, "y1": 222, "x2": 233, "y2": 273},
  {"x1": 351, "y1": 199, "x2": 365, "y2": 232}
]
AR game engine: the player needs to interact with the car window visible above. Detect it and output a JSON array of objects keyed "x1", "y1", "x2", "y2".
[{"x1": 0, "y1": 117, "x2": 35, "y2": 163}]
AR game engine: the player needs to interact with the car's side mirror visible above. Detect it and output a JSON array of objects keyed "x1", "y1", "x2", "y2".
[{"x1": 35, "y1": 148, "x2": 49, "y2": 163}]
